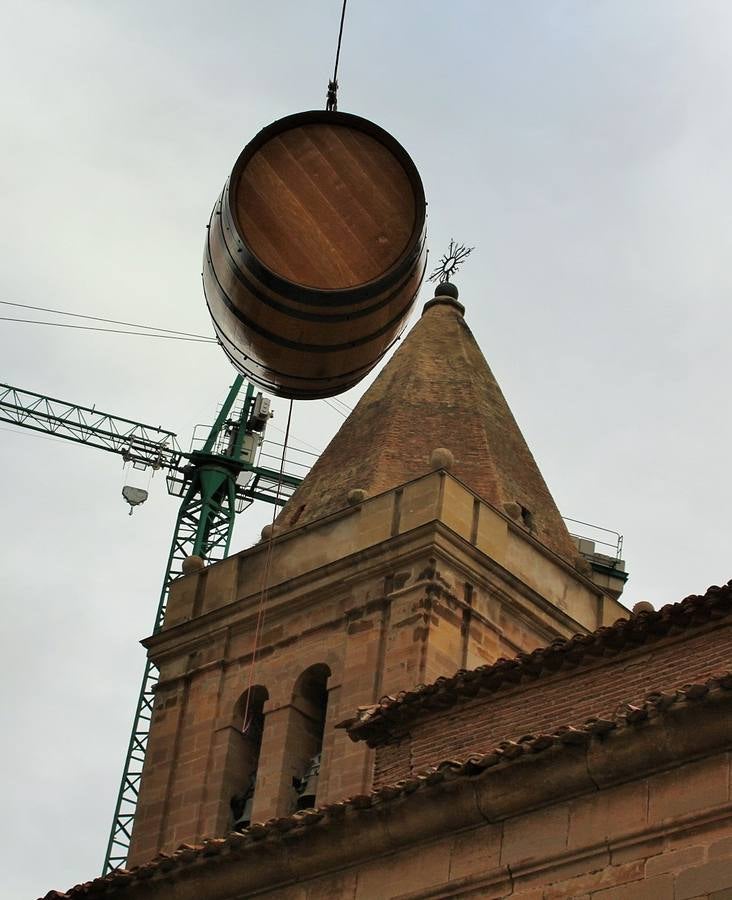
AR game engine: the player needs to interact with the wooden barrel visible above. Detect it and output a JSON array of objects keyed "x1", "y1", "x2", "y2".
[{"x1": 203, "y1": 110, "x2": 427, "y2": 400}]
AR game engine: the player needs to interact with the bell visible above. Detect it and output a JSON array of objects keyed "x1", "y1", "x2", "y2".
[
  {"x1": 231, "y1": 794, "x2": 254, "y2": 831},
  {"x1": 230, "y1": 774, "x2": 255, "y2": 831},
  {"x1": 294, "y1": 752, "x2": 321, "y2": 810}
]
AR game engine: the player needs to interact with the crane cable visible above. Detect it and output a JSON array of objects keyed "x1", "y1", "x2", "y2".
[
  {"x1": 241, "y1": 397, "x2": 294, "y2": 734},
  {"x1": 325, "y1": 0, "x2": 348, "y2": 111}
]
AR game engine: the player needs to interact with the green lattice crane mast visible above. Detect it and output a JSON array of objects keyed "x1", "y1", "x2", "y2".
[{"x1": 0, "y1": 378, "x2": 306, "y2": 874}]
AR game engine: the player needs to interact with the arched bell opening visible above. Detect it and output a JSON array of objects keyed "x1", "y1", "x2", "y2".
[
  {"x1": 226, "y1": 685, "x2": 268, "y2": 832},
  {"x1": 288, "y1": 663, "x2": 331, "y2": 811}
]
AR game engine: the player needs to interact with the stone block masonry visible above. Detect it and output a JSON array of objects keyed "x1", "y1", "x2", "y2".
[{"x1": 127, "y1": 469, "x2": 616, "y2": 865}]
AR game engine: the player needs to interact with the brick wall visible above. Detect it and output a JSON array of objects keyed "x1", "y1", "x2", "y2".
[
  {"x1": 375, "y1": 620, "x2": 732, "y2": 785},
  {"x1": 274, "y1": 299, "x2": 579, "y2": 563}
]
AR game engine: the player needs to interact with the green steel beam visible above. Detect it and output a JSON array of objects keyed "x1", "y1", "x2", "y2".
[
  {"x1": 102, "y1": 376, "x2": 300, "y2": 875},
  {"x1": 0, "y1": 383, "x2": 181, "y2": 468},
  {"x1": 200, "y1": 374, "x2": 245, "y2": 455},
  {"x1": 0, "y1": 376, "x2": 306, "y2": 875},
  {"x1": 227, "y1": 382, "x2": 254, "y2": 461}
]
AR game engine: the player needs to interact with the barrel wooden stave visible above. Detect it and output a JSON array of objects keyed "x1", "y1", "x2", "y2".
[
  {"x1": 207, "y1": 194, "x2": 424, "y2": 345},
  {"x1": 204, "y1": 210, "x2": 426, "y2": 399}
]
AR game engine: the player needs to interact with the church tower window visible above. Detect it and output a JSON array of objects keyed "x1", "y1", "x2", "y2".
[
  {"x1": 227, "y1": 685, "x2": 268, "y2": 831},
  {"x1": 288, "y1": 664, "x2": 330, "y2": 811}
]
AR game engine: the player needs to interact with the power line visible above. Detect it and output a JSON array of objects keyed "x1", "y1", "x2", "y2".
[
  {"x1": 2, "y1": 300, "x2": 355, "y2": 422},
  {"x1": 0, "y1": 316, "x2": 218, "y2": 343},
  {"x1": 267, "y1": 423, "x2": 323, "y2": 455},
  {"x1": 0, "y1": 424, "x2": 74, "y2": 447},
  {"x1": 330, "y1": 396, "x2": 353, "y2": 412},
  {"x1": 0, "y1": 300, "x2": 214, "y2": 340},
  {"x1": 322, "y1": 394, "x2": 354, "y2": 416},
  {"x1": 323, "y1": 398, "x2": 348, "y2": 417},
  {"x1": 0, "y1": 305, "x2": 359, "y2": 409}
]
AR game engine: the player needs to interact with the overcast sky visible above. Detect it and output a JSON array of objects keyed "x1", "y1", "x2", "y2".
[{"x1": 2, "y1": 1, "x2": 732, "y2": 896}]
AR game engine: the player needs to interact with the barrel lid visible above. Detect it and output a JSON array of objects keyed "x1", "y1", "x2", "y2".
[{"x1": 226, "y1": 110, "x2": 426, "y2": 295}]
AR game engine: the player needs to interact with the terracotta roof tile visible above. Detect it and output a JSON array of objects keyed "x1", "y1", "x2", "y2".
[
  {"x1": 340, "y1": 580, "x2": 732, "y2": 745},
  {"x1": 41, "y1": 669, "x2": 732, "y2": 899}
]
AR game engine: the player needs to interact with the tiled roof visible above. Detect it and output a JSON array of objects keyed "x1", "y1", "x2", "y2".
[
  {"x1": 41, "y1": 668, "x2": 732, "y2": 899},
  {"x1": 341, "y1": 580, "x2": 732, "y2": 746},
  {"x1": 275, "y1": 291, "x2": 578, "y2": 562}
]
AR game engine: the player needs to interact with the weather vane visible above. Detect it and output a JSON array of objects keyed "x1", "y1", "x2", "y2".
[{"x1": 428, "y1": 239, "x2": 475, "y2": 284}]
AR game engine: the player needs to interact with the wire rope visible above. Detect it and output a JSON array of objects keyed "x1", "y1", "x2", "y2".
[
  {"x1": 323, "y1": 398, "x2": 348, "y2": 418},
  {"x1": 325, "y1": 0, "x2": 348, "y2": 111},
  {"x1": 0, "y1": 316, "x2": 217, "y2": 343},
  {"x1": 330, "y1": 395, "x2": 353, "y2": 413},
  {"x1": 0, "y1": 300, "x2": 214, "y2": 339},
  {"x1": 241, "y1": 398, "x2": 294, "y2": 733},
  {"x1": 267, "y1": 423, "x2": 323, "y2": 455},
  {"x1": 0, "y1": 424, "x2": 75, "y2": 447}
]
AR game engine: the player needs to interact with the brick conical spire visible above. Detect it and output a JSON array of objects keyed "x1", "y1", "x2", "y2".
[{"x1": 277, "y1": 286, "x2": 577, "y2": 563}]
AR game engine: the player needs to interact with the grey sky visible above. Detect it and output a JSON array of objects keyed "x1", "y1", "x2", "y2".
[{"x1": 2, "y1": 1, "x2": 731, "y2": 895}]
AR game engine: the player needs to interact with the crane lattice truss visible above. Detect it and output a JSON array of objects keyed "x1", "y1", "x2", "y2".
[
  {"x1": 0, "y1": 383, "x2": 181, "y2": 467},
  {"x1": 0, "y1": 377, "x2": 306, "y2": 874},
  {"x1": 106, "y1": 476, "x2": 241, "y2": 872}
]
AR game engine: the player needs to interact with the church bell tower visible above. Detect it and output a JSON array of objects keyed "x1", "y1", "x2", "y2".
[{"x1": 126, "y1": 282, "x2": 627, "y2": 865}]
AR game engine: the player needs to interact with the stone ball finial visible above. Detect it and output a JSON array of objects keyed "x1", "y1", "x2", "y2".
[
  {"x1": 182, "y1": 555, "x2": 205, "y2": 575},
  {"x1": 261, "y1": 523, "x2": 278, "y2": 541},
  {"x1": 347, "y1": 488, "x2": 368, "y2": 506},
  {"x1": 434, "y1": 281, "x2": 459, "y2": 300},
  {"x1": 429, "y1": 447, "x2": 454, "y2": 471},
  {"x1": 503, "y1": 501, "x2": 521, "y2": 521},
  {"x1": 421, "y1": 284, "x2": 465, "y2": 317},
  {"x1": 632, "y1": 600, "x2": 655, "y2": 615}
]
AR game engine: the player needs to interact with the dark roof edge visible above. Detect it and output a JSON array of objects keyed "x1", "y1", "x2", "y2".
[
  {"x1": 339, "y1": 580, "x2": 732, "y2": 745},
  {"x1": 43, "y1": 673, "x2": 732, "y2": 900}
]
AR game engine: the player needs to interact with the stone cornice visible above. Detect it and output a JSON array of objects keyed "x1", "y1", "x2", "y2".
[
  {"x1": 148, "y1": 517, "x2": 594, "y2": 669},
  {"x1": 342, "y1": 581, "x2": 732, "y2": 746},
  {"x1": 42, "y1": 673, "x2": 732, "y2": 899}
]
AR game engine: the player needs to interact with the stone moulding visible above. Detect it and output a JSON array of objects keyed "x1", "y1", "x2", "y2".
[
  {"x1": 42, "y1": 672, "x2": 732, "y2": 900},
  {"x1": 342, "y1": 580, "x2": 732, "y2": 746}
]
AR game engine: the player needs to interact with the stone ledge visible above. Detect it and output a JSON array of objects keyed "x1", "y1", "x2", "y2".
[{"x1": 44, "y1": 677, "x2": 732, "y2": 899}]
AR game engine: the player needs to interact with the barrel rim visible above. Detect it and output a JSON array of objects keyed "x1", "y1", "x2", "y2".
[
  {"x1": 219, "y1": 187, "x2": 426, "y2": 312},
  {"x1": 204, "y1": 231, "x2": 427, "y2": 354},
  {"x1": 212, "y1": 195, "x2": 428, "y2": 321},
  {"x1": 226, "y1": 109, "x2": 427, "y2": 302},
  {"x1": 208, "y1": 305, "x2": 416, "y2": 400}
]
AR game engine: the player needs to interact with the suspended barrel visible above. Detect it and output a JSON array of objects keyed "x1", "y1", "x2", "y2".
[{"x1": 203, "y1": 110, "x2": 427, "y2": 400}]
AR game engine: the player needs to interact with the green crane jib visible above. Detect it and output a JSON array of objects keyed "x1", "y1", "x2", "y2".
[
  {"x1": 0, "y1": 377, "x2": 305, "y2": 874},
  {"x1": 0, "y1": 382, "x2": 182, "y2": 468}
]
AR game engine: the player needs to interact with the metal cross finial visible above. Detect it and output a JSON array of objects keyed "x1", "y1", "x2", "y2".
[{"x1": 428, "y1": 239, "x2": 475, "y2": 284}]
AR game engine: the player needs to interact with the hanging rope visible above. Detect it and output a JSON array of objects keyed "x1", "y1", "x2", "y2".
[
  {"x1": 241, "y1": 398, "x2": 294, "y2": 733},
  {"x1": 326, "y1": 0, "x2": 348, "y2": 111}
]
